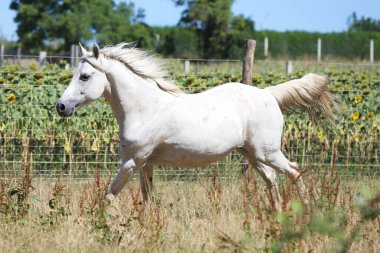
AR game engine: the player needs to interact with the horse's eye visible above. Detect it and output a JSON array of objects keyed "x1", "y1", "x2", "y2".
[{"x1": 79, "y1": 74, "x2": 90, "y2": 81}]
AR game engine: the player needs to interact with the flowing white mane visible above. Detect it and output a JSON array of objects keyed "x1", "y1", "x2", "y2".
[{"x1": 100, "y1": 43, "x2": 184, "y2": 95}]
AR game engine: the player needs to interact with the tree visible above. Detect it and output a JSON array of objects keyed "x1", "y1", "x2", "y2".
[
  {"x1": 10, "y1": 0, "x2": 56, "y2": 51},
  {"x1": 226, "y1": 15, "x2": 255, "y2": 58},
  {"x1": 347, "y1": 12, "x2": 380, "y2": 32},
  {"x1": 174, "y1": 0, "x2": 233, "y2": 58},
  {"x1": 154, "y1": 26, "x2": 199, "y2": 58},
  {"x1": 10, "y1": 0, "x2": 151, "y2": 52},
  {"x1": 173, "y1": 0, "x2": 254, "y2": 59},
  {"x1": 90, "y1": 1, "x2": 153, "y2": 47}
]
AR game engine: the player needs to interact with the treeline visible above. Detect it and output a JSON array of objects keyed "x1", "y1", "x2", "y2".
[
  {"x1": 151, "y1": 28, "x2": 380, "y2": 60},
  {"x1": 4, "y1": 27, "x2": 379, "y2": 60},
  {"x1": 4, "y1": 1, "x2": 380, "y2": 60},
  {"x1": 254, "y1": 31, "x2": 380, "y2": 60},
  {"x1": 156, "y1": 9, "x2": 380, "y2": 60}
]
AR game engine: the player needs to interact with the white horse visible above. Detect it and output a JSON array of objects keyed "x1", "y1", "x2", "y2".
[{"x1": 56, "y1": 43, "x2": 335, "y2": 211}]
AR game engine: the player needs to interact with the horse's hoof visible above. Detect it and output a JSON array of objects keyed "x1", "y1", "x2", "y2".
[{"x1": 104, "y1": 193, "x2": 115, "y2": 205}]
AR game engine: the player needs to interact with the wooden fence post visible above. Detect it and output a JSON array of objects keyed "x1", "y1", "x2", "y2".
[
  {"x1": 241, "y1": 39, "x2": 256, "y2": 85},
  {"x1": 241, "y1": 39, "x2": 256, "y2": 178}
]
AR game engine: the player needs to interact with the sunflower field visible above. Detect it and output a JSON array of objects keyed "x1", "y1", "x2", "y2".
[{"x1": 0, "y1": 62, "x2": 379, "y2": 178}]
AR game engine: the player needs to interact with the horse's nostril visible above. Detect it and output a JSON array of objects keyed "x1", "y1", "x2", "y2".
[{"x1": 57, "y1": 102, "x2": 65, "y2": 113}]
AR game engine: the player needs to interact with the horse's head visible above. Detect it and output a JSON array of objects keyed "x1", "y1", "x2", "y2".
[{"x1": 56, "y1": 43, "x2": 109, "y2": 117}]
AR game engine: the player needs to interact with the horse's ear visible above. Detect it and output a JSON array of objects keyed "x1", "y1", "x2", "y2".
[
  {"x1": 78, "y1": 42, "x2": 88, "y2": 57},
  {"x1": 92, "y1": 44, "x2": 100, "y2": 60}
]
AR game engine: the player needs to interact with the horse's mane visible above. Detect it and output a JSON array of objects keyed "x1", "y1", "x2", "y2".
[{"x1": 100, "y1": 43, "x2": 184, "y2": 95}]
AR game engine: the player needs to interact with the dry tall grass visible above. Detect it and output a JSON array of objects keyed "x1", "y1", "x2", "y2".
[{"x1": 0, "y1": 161, "x2": 379, "y2": 253}]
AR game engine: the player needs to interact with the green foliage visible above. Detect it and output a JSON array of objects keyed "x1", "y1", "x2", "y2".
[
  {"x1": 9, "y1": 0, "x2": 149, "y2": 52},
  {"x1": 174, "y1": 0, "x2": 255, "y2": 58},
  {"x1": 155, "y1": 26, "x2": 199, "y2": 58},
  {"x1": 254, "y1": 30, "x2": 380, "y2": 60},
  {"x1": 348, "y1": 12, "x2": 380, "y2": 32},
  {"x1": 155, "y1": 27, "x2": 380, "y2": 60},
  {"x1": 270, "y1": 185, "x2": 380, "y2": 253},
  {"x1": 92, "y1": 1, "x2": 154, "y2": 49},
  {"x1": 8, "y1": 1, "x2": 380, "y2": 60},
  {"x1": 226, "y1": 15, "x2": 256, "y2": 58}
]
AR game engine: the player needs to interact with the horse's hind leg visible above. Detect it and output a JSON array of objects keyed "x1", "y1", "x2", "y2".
[
  {"x1": 238, "y1": 149, "x2": 282, "y2": 211},
  {"x1": 139, "y1": 164, "x2": 153, "y2": 202},
  {"x1": 261, "y1": 150, "x2": 309, "y2": 206}
]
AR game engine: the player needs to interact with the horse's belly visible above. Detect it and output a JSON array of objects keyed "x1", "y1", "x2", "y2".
[{"x1": 148, "y1": 145, "x2": 234, "y2": 168}]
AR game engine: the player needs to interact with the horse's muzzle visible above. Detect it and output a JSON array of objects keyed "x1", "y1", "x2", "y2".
[{"x1": 56, "y1": 100, "x2": 74, "y2": 117}]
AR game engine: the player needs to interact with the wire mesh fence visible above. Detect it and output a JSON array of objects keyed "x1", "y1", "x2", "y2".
[
  {"x1": 0, "y1": 56, "x2": 379, "y2": 179},
  {"x1": 1, "y1": 54, "x2": 380, "y2": 73},
  {"x1": 167, "y1": 58, "x2": 380, "y2": 74}
]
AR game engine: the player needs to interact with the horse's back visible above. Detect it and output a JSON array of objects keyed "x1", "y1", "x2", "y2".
[
  {"x1": 182, "y1": 82, "x2": 281, "y2": 120},
  {"x1": 183, "y1": 82, "x2": 272, "y2": 105}
]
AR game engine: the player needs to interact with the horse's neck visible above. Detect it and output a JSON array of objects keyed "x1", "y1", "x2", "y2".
[{"x1": 103, "y1": 63, "x2": 170, "y2": 128}]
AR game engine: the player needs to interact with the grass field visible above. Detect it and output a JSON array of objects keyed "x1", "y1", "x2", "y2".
[{"x1": 0, "y1": 159, "x2": 379, "y2": 253}]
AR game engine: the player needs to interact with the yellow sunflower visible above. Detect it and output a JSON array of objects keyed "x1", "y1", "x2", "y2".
[
  {"x1": 368, "y1": 112, "x2": 375, "y2": 120},
  {"x1": 317, "y1": 130, "x2": 324, "y2": 140},
  {"x1": 7, "y1": 93, "x2": 16, "y2": 103},
  {"x1": 91, "y1": 138, "x2": 100, "y2": 152},
  {"x1": 354, "y1": 95, "x2": 362, "y2": 104},
  {"x1": 351, "y1": 111, "x2": 360, "y2": 122}
]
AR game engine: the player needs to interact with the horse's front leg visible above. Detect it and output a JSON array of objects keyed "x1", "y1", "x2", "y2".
[
  {"x1": 139, "y1": 164, "x2": 153, "y2": 202},
  {"x1": 105, "y1": 158, "x2": 141, "y2": 204}
]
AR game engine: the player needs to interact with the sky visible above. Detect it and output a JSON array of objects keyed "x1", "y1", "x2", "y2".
[{"x1": 1, "y1": 0, "x2": 380, "y2": 41}]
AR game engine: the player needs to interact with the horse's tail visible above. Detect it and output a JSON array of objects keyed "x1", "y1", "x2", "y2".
[{"x1": 265, "y1": 73, "x2": 336, "y2": 122}]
